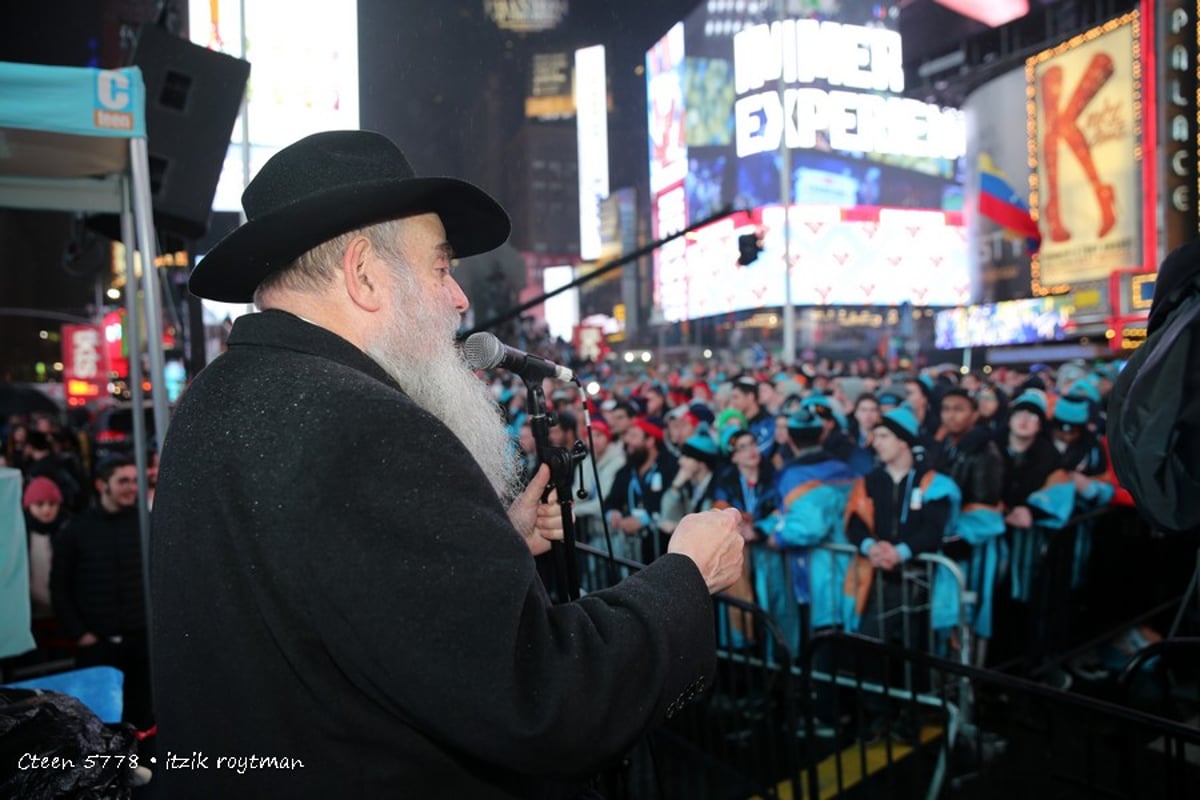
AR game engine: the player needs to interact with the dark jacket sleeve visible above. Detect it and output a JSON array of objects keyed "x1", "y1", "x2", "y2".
[
  {"x1": 293, "y1": 409, "x2": 715, "y2": 779},
  {"x1": 846, "y1": 515, "x2": 870, "y2": 548},
  {"x1": 907, "y1": 498, "x2": 950, "y2": 557},
  {"x1": 971, "y1": 443, "x2": 1006, "y2": 507},
  {"x1": 603, "y1": 467, "x2": 631, "y2": 514},
  {"x1": 50, "y1": 524, "x2": 86, "y2": 640}
]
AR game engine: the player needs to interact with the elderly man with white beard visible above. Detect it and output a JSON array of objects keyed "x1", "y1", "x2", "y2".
[{"x1": 150, "y1": 131, "x2": 744, "y2": 800}]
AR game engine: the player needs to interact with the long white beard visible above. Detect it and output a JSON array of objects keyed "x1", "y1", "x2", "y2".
[{"x1": 365, "y1": 273, "x2": 522, "y2": 504}]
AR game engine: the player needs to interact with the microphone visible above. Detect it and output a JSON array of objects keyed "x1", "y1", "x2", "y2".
[{"x1": 463, "y1": 332, "x2": 575, "y2": 383}]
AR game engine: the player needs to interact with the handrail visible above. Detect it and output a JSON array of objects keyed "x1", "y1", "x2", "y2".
[
  {"x1": 1055, "y1": 504, "x2": 1118, "y2": 528},
  {"x1": 804, "y1": 632, "x2": 1200, "y2": 742},
  {"x1": 574, "y1": 541, "x2": 645, "y2": 573},
  {"x1": 1116, "y1": 636, "x2": 1200, "y2": 687}
]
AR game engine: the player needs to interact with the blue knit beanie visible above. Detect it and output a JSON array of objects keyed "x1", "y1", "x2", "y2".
[
  {"x1": 1053, "y1": 397, "x2": 1090, "y2": 427},
  {"x1": 787, "y1": 406, "x2": 824, "y2": 432},
  {"x1": 877, "y1": 407, "x2": 920, "y2": 448},
  {"x1": 1010, "y1": 390, "x2": 1048, "y2": 420},
  {"x1": 681, "y1": 427, "x2": 721, "y2": 466}
]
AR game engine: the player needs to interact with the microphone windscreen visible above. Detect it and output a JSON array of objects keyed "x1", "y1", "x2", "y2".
[{"x1": 463, "y1": 332, "x2": 504, "y2": 371}]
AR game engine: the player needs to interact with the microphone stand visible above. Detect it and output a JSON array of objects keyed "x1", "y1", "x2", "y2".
[
  {"x1": 526, "y1": 380, "x2": 587, "y2": 602},
  {"x1": 529, "y1": 382, "x2": 654, "y2": 797}
]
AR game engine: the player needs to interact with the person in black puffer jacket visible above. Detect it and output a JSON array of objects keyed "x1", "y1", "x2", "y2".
[
  {"x1": 929, "y1": 388, "x2": 1005, "y2": 562},
  {"x1": 50, "y1": 455, "x2": 150, "y2": 730}
]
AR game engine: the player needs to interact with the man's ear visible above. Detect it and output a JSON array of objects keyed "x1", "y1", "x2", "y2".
[{"x1": 341, "y1": 235, "x2": 385, "y2": 312}]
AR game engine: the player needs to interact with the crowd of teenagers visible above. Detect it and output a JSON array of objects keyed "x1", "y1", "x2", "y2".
[
  {"x1": 2, "y1": 412, "x2": 155, "y2": 731},
  {"x1": 1, "y1": 348, "x2": 1133, "y2": 738},
  {"x1": 493, "y1": 350, "x2": 1134, "y2": 700}
]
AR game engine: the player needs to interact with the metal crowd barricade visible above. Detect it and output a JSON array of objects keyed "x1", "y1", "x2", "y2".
[
  {"x1": 569, "y1": 540, "x2": 1200, "y2": 799},
  {"x1": 573, "y1": 517, "x2": 669, "y2": 569},
  {"x1": 744, "y1": 541, "x2": 976, "y2": 718},
  {"x1": 575, "y1": 538, "x2": 643, "y2": 594},
  {"x1": 797, "y1": 632, "x2": 1200, "y2": 799},
  {"x1": 794, "y1": 632, "x2": 963, "y2": 800},
  {"x1": 828, "y1": 544, "x2": 975, "y2": 666},
  {"x1": 574, "y1": 540, "x2": 976, "y2": 797},
  {"x1": 656, "y1": 593, "x2": 805, "y2": 799},
  {"x1": 574, "y1": 541, "x2": 807, "y2": 799},
  {"x1": 996, "y1": 505, "x2": 1126, "y2": 680},
  {"x1": 1117, "y1": 637, "x2": 1200, "y2": 721}
]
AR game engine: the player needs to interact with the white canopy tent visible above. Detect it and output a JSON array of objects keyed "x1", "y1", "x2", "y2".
[{"x1": 0, "y1": 62, "x2": 169, "y2": 608}]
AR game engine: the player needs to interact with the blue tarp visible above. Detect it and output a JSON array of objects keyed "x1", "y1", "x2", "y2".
[{"x1": 0, "y1": 467, "x2": 35, "y2": 660}]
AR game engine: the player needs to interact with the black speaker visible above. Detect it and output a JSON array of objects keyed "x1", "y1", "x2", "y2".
[{"x1": 133, "y1": 25, "x2": 250, "y2": 239}]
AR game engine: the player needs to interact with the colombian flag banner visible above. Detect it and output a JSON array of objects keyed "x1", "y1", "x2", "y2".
[{"x1": 979, "y1": 153, "x2": 1041, "y2": 253}]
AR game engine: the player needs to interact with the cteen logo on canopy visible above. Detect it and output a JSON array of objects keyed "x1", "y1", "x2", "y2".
[{"x1": 94, "y1": 70, "x2": 134, "y2": 130}]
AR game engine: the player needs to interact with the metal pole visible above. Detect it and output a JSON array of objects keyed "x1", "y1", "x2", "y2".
[
  {"x1": 129, "y1": 137, "x2": 170, "y2": 455},
  {"x1": 239, "y1": 0, "x2": 251, "y2": 222},
  {"x1": 93, "y1": 274, "x2": 104, "y2": 325},
  {"x1": 777, "y1": 0, "x2": 796, "y2": 367},
  {"x1": 120, "y1": 179, "x2": 151, "y2": 598},
  {"x1": 187, "y1": 286, "x2": 207, "y2": 376}
]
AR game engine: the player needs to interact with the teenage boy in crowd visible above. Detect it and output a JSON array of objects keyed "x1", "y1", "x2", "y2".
[
  {"x1": 930, "y1": 388, "x2": 1007, "y2": 663},
  {"x1": 730, "y1": 376, "x2": 777, "y2": 461},
  {"x1": 992, "y1": 391, "x2": 1068, "y2": 682},
  {"x1": 768, "y1": 408, "x2": 860, "y2": 654},
  {"x1": 660, "y1": 429, "x2": 723, "y2": 533},
  {"x1": 845, "y1": 407, "x2": 958, "y2": 741},
  {"x1": 605, "y1": 418, "x2": 678, "y2": 562}
]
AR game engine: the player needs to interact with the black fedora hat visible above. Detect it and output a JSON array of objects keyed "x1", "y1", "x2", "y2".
[{"x1": 189, "y1": 130, "x2": 510, "y2": 302}]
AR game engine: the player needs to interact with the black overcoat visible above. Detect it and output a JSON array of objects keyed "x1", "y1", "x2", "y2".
[{"x1": 149, "y1": 310, "x2": 714, "y2": 798}]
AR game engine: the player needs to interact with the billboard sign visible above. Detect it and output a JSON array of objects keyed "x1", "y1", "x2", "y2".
[
  {"x1": 935, "y1": 296, "x2": 1073, "y2": 349},
  {"x1": 575, "y1": 45, "x2": 609, "y2": 261},
  {"x1": 189, "y1": 0, "x2": 360, "y2": 212},
  {"x1": 646, "y1": 1, "x2": 968, "y2": 321},
  {"x1": 732, "y1": 20, "x2": 962, "y2": 160},
  {"x1": 527, "y1": 51, "x2": 574, "y2": 120},
  {"x1": 1028, "y1": 12, "x2": 1143, "y2": 292},
  {"x1": 62, "y1": 325, "x2": 105, "y2": 384},
  {"x1": 1158, "y1": 1, "x2": 1198, "y2": 255}
]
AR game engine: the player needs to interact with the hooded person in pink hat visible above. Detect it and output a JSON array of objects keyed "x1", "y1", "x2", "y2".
[{"x1": 22, "y1": 476, "x2": 64, "y2": 618}]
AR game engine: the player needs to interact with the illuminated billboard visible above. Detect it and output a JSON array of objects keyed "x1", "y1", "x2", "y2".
[
  {"x1": 1027, "y1": 12, "x2": 1143, "y2": 293},
  {"x1": 661, "y1": 206, "x2": 968, "y2": 323},
  {"x1": 189, "y1": 0, "x2": 360, "y2": 213},
  {"x1": 576, "y1": 45, "x2": 609, "y2": 261},
  {"x1": 935, "y1": 296, "x2": 1073, "y2": 349},
  {"x1": 647, "y1": 1, "x2": 968, "y2": 322}
]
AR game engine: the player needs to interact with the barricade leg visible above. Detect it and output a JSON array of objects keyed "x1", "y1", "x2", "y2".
[
  {"x1": 856, "y1": 578, "x2": 910, "y2": 738},
  {"x1": 1030, "y1": 526, "x2": 1077, "y2": 686}
]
